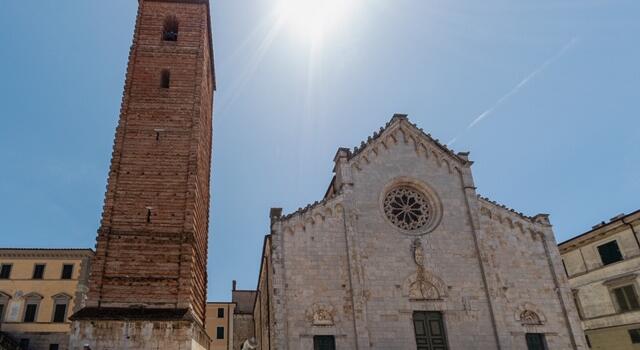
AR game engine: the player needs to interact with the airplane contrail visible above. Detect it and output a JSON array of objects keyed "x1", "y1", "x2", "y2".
[{"x1": 448, "y1": 37, "x2": 579, "y2": 145}]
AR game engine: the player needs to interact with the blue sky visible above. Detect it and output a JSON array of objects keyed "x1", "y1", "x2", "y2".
[{"x1": 0, "y1": 0, "x2": 638, "y2": 301}]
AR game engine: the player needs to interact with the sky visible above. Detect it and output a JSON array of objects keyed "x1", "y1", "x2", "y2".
[{"x1": 0, "y1": 0, "x2": 638, "y2": 302}]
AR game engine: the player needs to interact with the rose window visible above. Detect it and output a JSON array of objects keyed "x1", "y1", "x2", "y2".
[{"x1": 383, "y1": 186, "x2": 431, "y2": 231}]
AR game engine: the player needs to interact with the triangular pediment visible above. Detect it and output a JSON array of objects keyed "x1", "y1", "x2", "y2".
[
  {"x1": 324, "y1": 114, "x2": 473, "y2": 200},
  {"x1": 344, "y1": 114, "x2": 471, "y2": 170}
]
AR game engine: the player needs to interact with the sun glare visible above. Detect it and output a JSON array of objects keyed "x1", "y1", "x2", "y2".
[{"x1": 276, "y1": 0, "x2": 358, "y2": 42}]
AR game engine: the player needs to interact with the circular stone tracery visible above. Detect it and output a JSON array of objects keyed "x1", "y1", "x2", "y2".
[{"x1": 383, "y1": 186, "x2": 431, "y2": 231}]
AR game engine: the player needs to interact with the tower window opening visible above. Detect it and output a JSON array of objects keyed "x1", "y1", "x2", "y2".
[
  {"x1": 154, "y1": 128, "x2": 165, "y2": 142},
  {"x1": 146, "y1": 208, "x2": 152, "y2": 223},
  {"x1": 160, "y1": 70, "x2": 171, "y2": 89},
  {"x1": 162, "y1": 15, "x2": 179, "y2": 41}
]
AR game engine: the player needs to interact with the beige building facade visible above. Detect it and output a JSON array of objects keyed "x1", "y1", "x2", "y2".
[
  {"x1": 206, "y1": 302, "x2": 235, "y2": 350},
  {"x1": 253, "y1": 115, "x2": 586, "y2": 350},
  {"x1": 0, "y1": 248, "x2": 93, "y2": 350},
  {"x1": 560, "y1": 209, "x2": 640, "y2": 350}
]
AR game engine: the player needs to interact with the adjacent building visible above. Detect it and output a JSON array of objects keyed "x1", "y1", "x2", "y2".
[
  {"x1": 560, "y1": 209, "x2": 640, "y2": 350},
  {"x1": 0, "y1": 245, "x2": 249, "y2": 350},
  {"x1": 206, "y1": 302, "x2": 235, "y2": 350},
  {"x1": 253, "y1": 115, "x2": 587, "y2": 350},
  {"x1": 232, "y1": 281, "x2": 257, "y2": 348},
  {"x1": 0, "y1": 248, "x2": 93, "y2": 350}
]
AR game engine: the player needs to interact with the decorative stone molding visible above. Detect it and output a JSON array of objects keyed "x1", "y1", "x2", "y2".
[
  {"x1": 349, "y1": 114, "x2": 469, "y2": 168},
  {"x1": 307, "y1": 303, "x2": 335, "y2": 326},
  {"x1": 407, "y1": 271, "x2": 442, "y2": 300},
  {"x1": 275, "y1": 114, "x2": 470, "y2": 231},
  {"x1": 379, "y1": 177, "x2": 443, "y2": 236},
  {"x1": 403, "y1": 239, "x2": 447, "y2": 300},
  {"x1": 515, "y1": 303, "x2": 546, "y2": 325},
  {"x1": 23, "y1": 292, "x2": 44, "y2": 300},
  {"x1": 383, "y1": 186, "x2": 433, "y2": 232},
  {"x1": 603, "y1": 272, "x2": 638, "y2": 287},
  {"x1": 477, "y1": 195, "x2": 536, "y2": 222},
  {"x1": 51, "y1": 292, "x2": 73, "y2": 300},
  {"x1": 0, "y1": 248, "x2": 94, "y2": 259},
  {"x1": 478, "y1": 196, "x2": 549, "y2": 243}
]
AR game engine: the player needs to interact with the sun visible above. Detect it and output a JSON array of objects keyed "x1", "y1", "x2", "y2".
[{"x1": 276, "y1": 0, "x2": 358, "y2": 42}]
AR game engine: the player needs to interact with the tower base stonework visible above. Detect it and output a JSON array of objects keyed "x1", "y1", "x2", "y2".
[{"x1": 69, "y1": 309, "x2": 210, "y2": 350}]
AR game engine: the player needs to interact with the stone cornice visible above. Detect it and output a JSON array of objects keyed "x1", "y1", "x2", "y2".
[
  {"x1": 348, "y1": 114, "x2": 470, "y2": 167},
  {"x1": 558, "y1": 209, "x2": 640, "y2": 252},
  {"x1": 277, "y1": 194, "x2": 344, "y2": 224},
  {"x1": 0, "y1": 248, "x2": 94, "y2": 259},
  {"x1": 477, "y1": 195, "x2": 536, "y2": 222},
  {"x1": 477, "y1": 196, "x2": 551, "y2": 242}
]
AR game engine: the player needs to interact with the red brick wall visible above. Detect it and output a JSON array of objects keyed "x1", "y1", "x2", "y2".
[{"x1": 86, "y1": 0, "x2": 214, "y2": 324}]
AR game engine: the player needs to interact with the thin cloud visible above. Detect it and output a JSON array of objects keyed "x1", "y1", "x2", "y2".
[{"x1": 449, "y1": 37, "x2": 579, "y2": 145}]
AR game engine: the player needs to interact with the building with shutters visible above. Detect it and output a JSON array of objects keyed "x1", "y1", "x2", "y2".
[
  {"x1": 205, "y1": 302, "x2": 235, "y2": 350},
  {"x1": 252, "y1": 115, "x2": 587, "y2": 350},
  {"x1": 0, "y1": 248, "x2": 93, "y2": 350},
  {"x1": 559, "y1": 209, "x2": 640, "y2": 350}
]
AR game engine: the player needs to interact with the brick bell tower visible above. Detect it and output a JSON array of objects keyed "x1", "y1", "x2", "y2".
[{"x1": 70, "y1": 0, "x2": 215, "y2": 348}]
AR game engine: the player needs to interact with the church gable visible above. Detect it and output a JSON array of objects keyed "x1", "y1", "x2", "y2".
[
  {"x1": 344, "y1": 114, "x2": 470, "y2": 178},
  {"x1": 266, "y1": 113, "x2": 584, "y2": 350}
]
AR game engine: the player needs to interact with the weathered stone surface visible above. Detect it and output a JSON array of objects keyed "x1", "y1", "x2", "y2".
[
  {"x1": 70, "y1": 320, "x2": 209, "y2": 350},
  {"x1": 254, "y1": 115, "x2": 587, "y2": 349}
]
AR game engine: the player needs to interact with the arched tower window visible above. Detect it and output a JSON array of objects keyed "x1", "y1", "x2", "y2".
[{"x1": 162, "y1": 15, "x2": 179, "y2": 41}]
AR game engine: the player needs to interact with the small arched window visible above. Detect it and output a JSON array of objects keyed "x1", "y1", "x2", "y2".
[
  {"x1": 162, "y1": 15, "x2": 179, "y2": 42},
  {"x1": 160, "y1": 70, "x2": 171, "y2": 89}
]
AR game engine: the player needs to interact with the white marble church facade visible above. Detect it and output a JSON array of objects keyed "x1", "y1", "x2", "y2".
[{"x1": 253, "y1": 114, "x2": 586, "y2": 350}]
